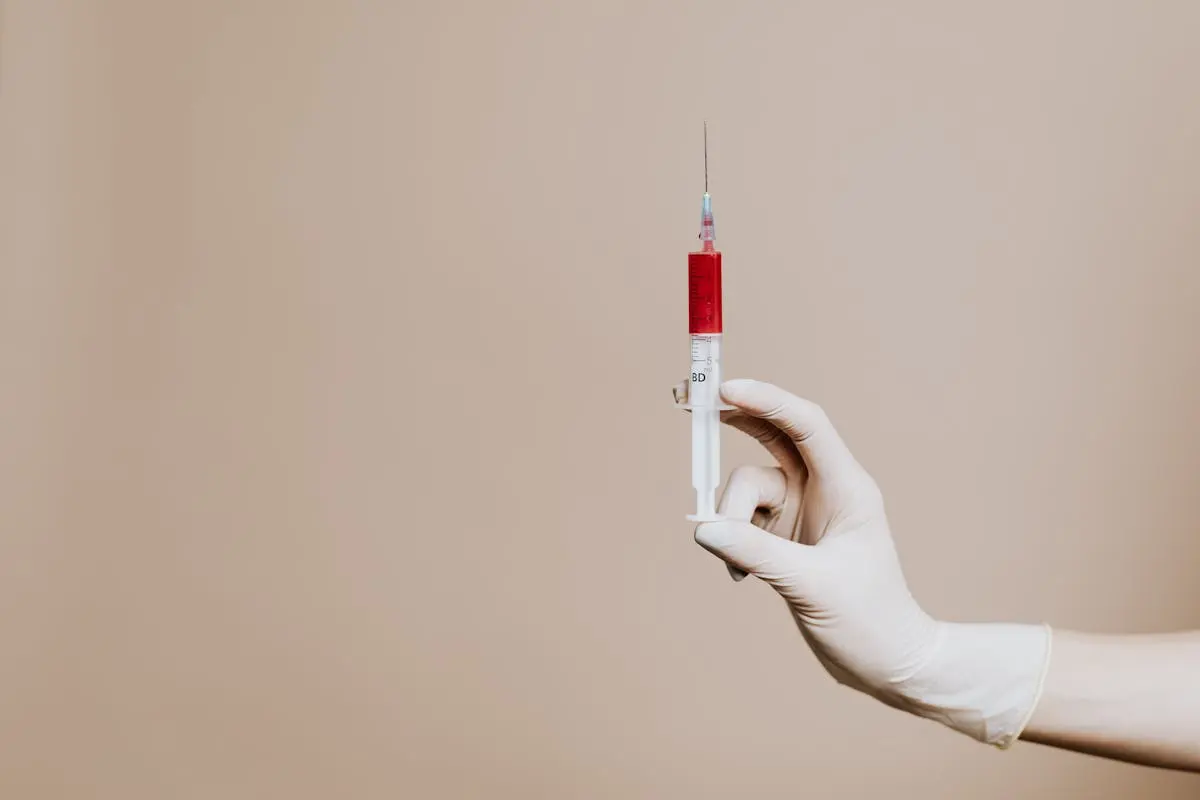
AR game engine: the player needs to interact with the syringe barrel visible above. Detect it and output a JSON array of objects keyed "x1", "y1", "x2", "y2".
[
  {"x1": 688, "y1": 247, "x2": 724, "y2": 412},
  {"x1": 688, "y1": 250, "x2": 723, "y2": 521}
]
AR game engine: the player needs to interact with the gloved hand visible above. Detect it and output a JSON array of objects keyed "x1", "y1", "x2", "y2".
[{"x1": 675, "y1": 378, "x2": 1052, "y2": 748}]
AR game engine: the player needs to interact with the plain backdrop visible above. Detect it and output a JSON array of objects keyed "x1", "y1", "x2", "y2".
[{"x1": 3, "y1": 1, "x2": 1200, "y2": 797}]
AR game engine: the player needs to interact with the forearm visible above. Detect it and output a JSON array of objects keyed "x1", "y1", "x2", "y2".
[{"x1": 1020, "y1": 630, "x2": 1200, "y2": 771}]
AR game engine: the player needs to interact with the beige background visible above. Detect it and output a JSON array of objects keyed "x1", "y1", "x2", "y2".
[{"x1": 3, "y1": 1, "x2": 1200, "y2": 797}]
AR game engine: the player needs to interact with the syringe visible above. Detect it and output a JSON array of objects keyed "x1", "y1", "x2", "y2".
[{"x1": 684, "y1": 123, "x2": 730, "y2": 522}]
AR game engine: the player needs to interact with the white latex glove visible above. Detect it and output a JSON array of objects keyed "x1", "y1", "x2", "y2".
[{"x1": 676, "y1": 378, "x2": 1052, "y2": 748}]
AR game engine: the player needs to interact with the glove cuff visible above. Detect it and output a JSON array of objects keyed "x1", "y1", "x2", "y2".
[
  {"x1": 890, "y1": 621, "x2": 1053, "y2": 748},
  {"x1": 1001, "y1": 622, "x2": 1053, "y2": 749}
]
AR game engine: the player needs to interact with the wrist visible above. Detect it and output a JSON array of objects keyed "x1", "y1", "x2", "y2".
[{"x1": 891, "y1": 620, "x2": 1053, "y2": 747}]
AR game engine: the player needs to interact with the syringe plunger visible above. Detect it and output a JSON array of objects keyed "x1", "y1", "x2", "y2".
[{"x1": 687, "y1": 333, "x2": 723, "y2": 521}]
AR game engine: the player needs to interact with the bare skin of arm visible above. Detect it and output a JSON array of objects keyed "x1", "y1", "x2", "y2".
[{"x1": 1021, "y1": 631, "x2": 1200, "y2": 771}]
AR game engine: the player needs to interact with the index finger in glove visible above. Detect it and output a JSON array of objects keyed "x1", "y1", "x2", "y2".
[
  {"x1": 673, "y1": 382, "x2": 804, "y2": 474},
  {"x1": 720, "y1": 380, "x2": 853, "y2": 475}
]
